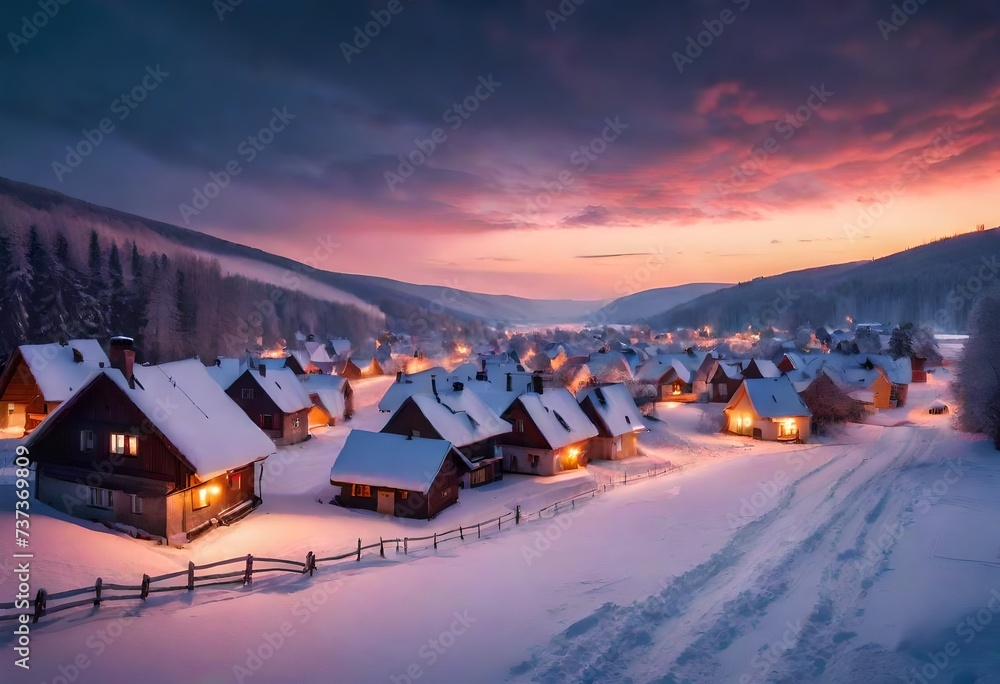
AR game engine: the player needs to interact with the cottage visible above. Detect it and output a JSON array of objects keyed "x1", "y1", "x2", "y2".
[
  {"x1": 499, "y1": 386, "x2": 598, "y2": 476},
  {"x1": 577, "y1": 384, "x2": 646, "y2": 460},
  {"x1": 335, "y1": 356, "x2": 364, "y2": 380},
  {"x1": 724, "y1": 376, "x2": 812, "y2": 442},
  {"x1": 634, "y1": 359, "x2": 696, "y2": 402},
  {"x1": 708, "y1": 361, "x2": 745, "y2": 403},
  {"x1": 692, "y1": 352, "x2": 723, "y2": 399},
  {"x1": 299, "y1": 374, "x2": 354, "y2": 427},
  {"x1": 381, "y1": 382, "x2": 509, "y2": 487},
  {"x1": 330, "y1": 430, "x2": 463, "y2": 519},
  {"x1": 821, "y1": 354, "x2": 910, "y2": 409},
  {"x1": 0, "y1": 339, "x2": 109, "y2": 434},
  {"x1": 23, "y1": 344, "x2": 274, "y2": 542},
  {"x1": 742, "y1": 358, "x2": 781, "y2": 379},
  {"x1": 377, "y1": 367, "x2": 449, "y2": 413},
  {"x1": 225, "y1": 364, "x2": 313, "y2": 445}
]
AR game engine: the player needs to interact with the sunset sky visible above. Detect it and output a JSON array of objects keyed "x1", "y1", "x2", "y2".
[{"x1": 1, "y1": 0, "x2": 998, "y2": 299}]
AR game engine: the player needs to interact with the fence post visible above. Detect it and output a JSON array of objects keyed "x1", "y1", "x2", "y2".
[
  {"x1": 32, "y1": 588, "x2": 46, "y2": 624},
  {"x1": 379, "y1": 538, "x2": 385, "y2": 558},
  {"x1": 244, "y1": 555, "x2": 253, "y2": 585},
  {"x1": 572, "y1": 498, "x2": 575, "y2": 509},
  {"x1": 516, "y1": 505, "x2": 521, "y2": 525},
  {"x1": 404, "y1": 537, "x2": 408, "y2": 555},
  {"x1": 187, "y1": 562, "x2": 195, "y2": 591},
  {"x1": 305, "y1": 551, "x2": 316, "y2": 577},
  {"x1": 357, "y1": 538, "x2": 362, "y2": 562},
  {"x1": 459, "y1": 526, "x2": 464, "y2": 541},
  {"x1": 396, "y1": 539, "x2": 400, "y2": 553},
  {"x1": 94, "y1": 577, "x2": 103, "y2": 607},
  {"x1": 140, "y1": 574, "x2": 150, "y2": 600},
  {"x1": 433, "y1": 533, "x2": 438, "y2": 549},
  {"x1": 477, "y1": 523, "x2": 481, "y2": 539}
]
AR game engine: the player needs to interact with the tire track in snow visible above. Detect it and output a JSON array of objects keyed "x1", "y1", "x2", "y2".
[{"x1": 511, "y1": 438, "x2": 875, "y2": 683}]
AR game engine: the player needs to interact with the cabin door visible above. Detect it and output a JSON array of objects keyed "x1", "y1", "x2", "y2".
[{"x1": 377, "y1": 490, "x2": 395, "y2": 515}]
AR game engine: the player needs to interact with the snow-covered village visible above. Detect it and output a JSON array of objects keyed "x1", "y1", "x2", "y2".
[{"x1": 2, "y1": 2, "x2": 1000, "y2": 683}]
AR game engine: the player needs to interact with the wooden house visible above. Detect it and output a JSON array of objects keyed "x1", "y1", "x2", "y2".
[
  {"x1": 708, "y1": 361, "x2": 745, "y2": 403},
  {"x1": 498, "y1": 385, "x2": 598, "y2": 476},
  {"x1": 225, "y1": 364, "x2": 312, "y2": 445},
  {"x1": 381, "y1": 382, "x2": 508, "y2": 487},
  {"x1": 0, "y1": 339, "x2": 109, "y2": 434},
  {"x1": 23, "y1": 344, "x2": 274, "y2": 542},
  {"x1": 577, "y1": 383, "x2": 646, "y2": 460},
  {"x1": 692, "y1": 352, "x2": 723, "y2": 399},
  {"x1": 298, "y1": 374, "x2": 354, "y2": 427},
  {"x1": 336, "y1": 356, "x2": 364, "y2": 380},
  {"x1": 330, "y1": 430, "x2": 463, "y2": 519},
  {"x1": 724, "y1": 376, "x2": 812, "y2": 442},
  {"x1": 742, "y1": 358, "x2": 781, "y2": 379}
]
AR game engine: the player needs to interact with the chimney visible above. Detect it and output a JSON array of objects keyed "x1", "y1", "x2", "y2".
[
  {"x1": 259, "y1": 363, "x2": 267, "y2": 377},
  {"x1": 431, "y1": 374, "x2": 438, "y2": 398},
  {"x1": 506, "y1": 372, "x2": 512, "y2": 392},
  {"x1": 109, "y1": 336, "x2": 135, "y2": 387},
  {"x1": 396, "y1": 370, "x2": 403, "y2": 383},
  {"x1": 532, "y1": 373, "x2": 543, "y2": 395},
  {"x1": 452, "y1": 381, "x2": 464, "y2": 392}
]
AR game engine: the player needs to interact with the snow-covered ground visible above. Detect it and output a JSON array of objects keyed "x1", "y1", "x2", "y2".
[{"x1": 3, "y1": 369, "x2": 999, "y2": 683}]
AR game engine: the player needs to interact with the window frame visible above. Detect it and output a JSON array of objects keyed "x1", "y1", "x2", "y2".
[
  {"x1": 241, "y1": 388, "x2": 255, "y2": 399},
  {"x1": 193, "y1": 486, "x2": 211, "y2": 510},
  {"x1": 351, "y1": 484, "x2": 371, "y2": 497},
  {"x1": 89, "y1": 487, "x2": 113, "y2": 510},
  {"x1": 130, "y1": 493, "x2": 143, "y2": 515},
  {"x1": 80, "y1": 429, "x2": 95, "y2": 452},
  {"x1": 110, "y1": 432, "x2": 139, "y2": 457}
]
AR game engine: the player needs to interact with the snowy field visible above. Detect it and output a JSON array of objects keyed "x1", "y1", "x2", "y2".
[{"x1": 2, "y1": 371, "x2": 1000, "y2": 683}]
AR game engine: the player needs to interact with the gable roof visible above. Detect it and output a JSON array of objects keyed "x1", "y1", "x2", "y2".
[
  {"x1": 577, "y1": 383, "x2": 645, "y2": 437},
  {"x1": 25, "y1": 359, "x2": 275, "y2": 480},
  {"x1": 299, "y1": 374, "x2": 351, "y2": 418},
  {"x1": 242, "y1": 367, "x2": 313, "y2": 413},
  {"x1": 376, "y1": 366, "x2": 448, "y2": 412},
  {"x1": 727, "y1": 376, "x2": 811, "y2": 418},
  {"x1": 400, "y1": 390, "x2": 511, "y2": 448},
  {"x1": 10, "y1": 339, "x2": 110, "y2": 402},
  {"x1": 745, "y1": 359, "x2": 781, "y2": 378},
  {"x1": 330, "y1": 430, "x2": 458, "y2": 493},
  {"x1": 511, "y1": 389, "x2": 598, "y2": 450}
]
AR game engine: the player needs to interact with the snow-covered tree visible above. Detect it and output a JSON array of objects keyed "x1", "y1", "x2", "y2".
[
  {"x1": 888, "y1": 324, "x2": 914, "y2": 360},
  {"x1": 854, "y1": 326, "x2": 882, "y2": 354},
  {"x1": 0, "y1": 232, "x2": 29, "y2": 354},
  {"x1": 953, "y1": 290, "x2": 1000, "y2": 448}
]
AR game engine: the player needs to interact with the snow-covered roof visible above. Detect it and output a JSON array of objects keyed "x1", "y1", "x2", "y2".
[
  {"x1": 299, "y1": 374, "x2": 351, "y2": 418},
  {"x1": 377, "y1": 366, "x2": 473, "y2": 412},
  {"x1": 715, "y1": 361, "x2": 745, "y2": 381},
  {"x1": 463, "y1": 380, "x2": 524, "y2": 416},
  {"x1": 577, "y1": 384, "x2": 645, "y2": 437},
  {"x1": 330, "y1": 430, "x2": 457, "y2": 493},
  {"x1": 513, "y1": 389, "x2": 598, "y2": 450},
  {"x1": 329, "y1": 338, "x2": 352, "y2": 357},
  {"x1": 403, "y1": 390, "x2": 511, "y2": 447},
  {"x1": 747, "y1": 359, "x2": 781, "y2": 378},
  {"x1": 244, "y1": 366, "x2": 313, "y2": 413},
  {"x1": 26, "y1": 359, "x2": 275, "y2": 480},
  {"x1": 303, "y1": 340, "x2": 332, "y2": 364},
  {"x1": 634, "y1": 360, "x2": 673, "y2": 383},
  {"x1": 15, "y1": 340, "x2": 110, "y2": 402},
  {"x1": 205, "y1": 357, "x2": 246, "y2": 390},
  {"x1": 729, "y1": 376, "x2": 811, "y2": 418}
]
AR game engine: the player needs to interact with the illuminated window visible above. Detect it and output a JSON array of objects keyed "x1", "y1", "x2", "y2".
[
  {"x1": 193, "y1": 487, "x2": 210, "y2": 510},
  {"x1": 351, "y1": 484, "x2": 371, "y2": 497},
  {"x1": 779, "y1": 420, "x2": 798, "y2": 438},
  {"x1": 80, "y1": 430, "x2": 95, "y2": 451},
  {"x1": 229, "y1": 472, "x2": 242, "y2": 490},
  {"x1": 292, "y1": 417, "x2": 300, "y2": 428},
  {"x1": 89, "y1": 487, "x2": 113, "y2": 509},
  {"x1": 400, "y1": 490, "x2": 408, "y2": 500},
  {"x1": 110, "y1": 433, "x2": 138, "y2": 456}
]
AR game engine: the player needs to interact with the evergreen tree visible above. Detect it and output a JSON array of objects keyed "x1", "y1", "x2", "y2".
[
  {"x1": 107, "y1": 242, "x2": 128, "y2": 335},
  {"x1": 25, "y1": 227, "x2": 65, "y2": 341},
  {"x1": 0, "y1": 233, "x2": 29, "y2": 354},
  {"x1": 888, "y1": 324, "x2": 914, "y2": 360},
  {"x1": 84, "y1": 230, "x2": 108, "y2": 338},
  {"x1": 953, "y1": 290, "x2": 1000, "y2": 449}
]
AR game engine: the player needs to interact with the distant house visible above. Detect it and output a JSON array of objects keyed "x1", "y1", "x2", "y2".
[
  {"x1": 381, "y1": 382, "x2": 509, "y2": 487},
  {"x1": 377, "y1": 367, "x2": 449, "y2": 413},
  {"x1": 299, "y1": 374, "x2": 354, "y2": 427},
  {"x1": 363, "y1": 357, "x2": 385, "y2": 377},
  {"x1": 724, "y1": 376, "x2": 812, "y2": 442},
  {"x1": 635, "y1": 359, "x2": 697, "y2": 402},
  {"x1": 821, "y1": 354, "x2": 910, "y2": 409},
  {"x1": 23, "y1": 342, "x2": 274, "y2": 541},
  {"x1": 692, "y1": 352, "x2": 723, "y2": 399},
  {"x1": 577, "y1": 384, "x2": 646, "y2": 460},
  {"x1": 330, "y1": 430, "x2": 463, "y2": 519},
  {"x1": 498, "y1": 386, "x2": 598, "y2": 476},
  {"x1": 708, "y1": 361, "x2": 745, "y2": 403},
  {"x1": 335, "y1": 356, "x2": 364, "y2": 380},
  {"x1": 0, "y1": 339, "x2": 109, "y2": 434},
  {"x1": 742, "y1": 359, "x2": 781, "y2": 379},
  {"x1": 225, "y1": 364, "x2": 313, "y2": 445}
]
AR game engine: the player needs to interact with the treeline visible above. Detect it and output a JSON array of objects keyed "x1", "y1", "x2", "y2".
[{"x1": 0, "y1": 226, "x2": 380, "y2": 363}]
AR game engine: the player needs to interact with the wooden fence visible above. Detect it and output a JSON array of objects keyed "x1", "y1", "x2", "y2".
[{"x1": 0, "y1": 464, "x2": 674, "y2": 626}]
